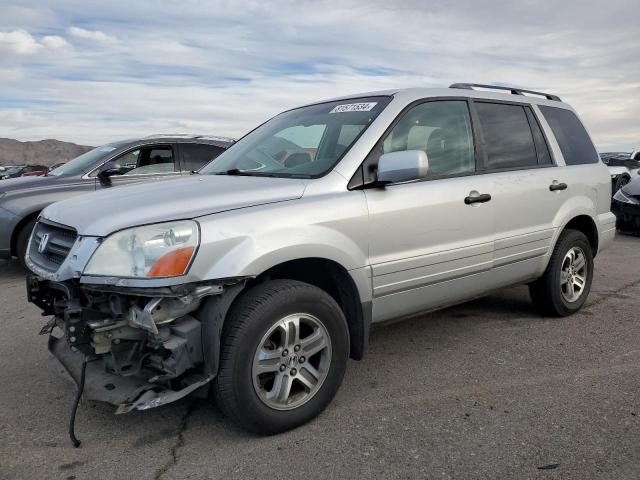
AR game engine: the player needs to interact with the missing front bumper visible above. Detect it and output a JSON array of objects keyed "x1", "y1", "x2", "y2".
[{"x1": 48, "y1": 334, "x2": 212, "y2": 413}]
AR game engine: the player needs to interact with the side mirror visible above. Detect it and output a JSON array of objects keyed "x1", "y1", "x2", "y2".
[
  {"x1": 376, "y1": 150, "x2": 429, "y2": 185},
  {"x1": 97, "y1": 161, "x2": 124, "y2": 185}
]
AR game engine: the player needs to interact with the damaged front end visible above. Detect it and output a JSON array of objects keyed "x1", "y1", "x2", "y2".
[{"x1": 27, "y1": 275, "x2": 243, "y2": 414}]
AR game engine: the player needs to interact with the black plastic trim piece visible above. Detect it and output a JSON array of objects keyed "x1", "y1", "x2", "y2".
[
  {"x1": 464, "y1": 193, "x2": 492, "y2": 204},
  {"x1": 549, "y1": 183, "x2": 568, "y2": 191}
]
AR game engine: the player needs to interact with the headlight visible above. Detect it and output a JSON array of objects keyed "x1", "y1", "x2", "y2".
[
  {"x1": 613, "y1": 189, "x2": 639, "y2": 205},
  {"x1": 84, "y1": 220, "x2": 199, "y2": 278}
]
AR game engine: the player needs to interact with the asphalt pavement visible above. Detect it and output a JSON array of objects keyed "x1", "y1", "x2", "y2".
[{"x1": 1, "y1": 234, "x2": 639, "y2": 479}]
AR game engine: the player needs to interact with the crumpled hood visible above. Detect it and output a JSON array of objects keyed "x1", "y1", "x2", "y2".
[{"x1": 42, "y1": 174, "x2": 306, "y2": 236}]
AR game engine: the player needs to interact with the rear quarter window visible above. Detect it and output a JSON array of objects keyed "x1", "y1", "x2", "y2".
[
  {"x1": 181, "y1": 144, "x2": 226, "y2": 172},
  {"x1": 539, "y1": 106, "x2": 599, "y2": 165}
]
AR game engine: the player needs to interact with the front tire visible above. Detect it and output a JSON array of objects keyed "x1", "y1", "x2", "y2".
[
  {"x1": 529, "y1": 229, "x2": 594, "y2": 316},
  {"x1": 214, "y1": 280, "x2": 349, "y2": 434}
]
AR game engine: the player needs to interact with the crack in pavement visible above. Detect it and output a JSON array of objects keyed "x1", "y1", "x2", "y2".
[
  {"x1": 153, "y1": 400, "x2": 199, "y2": 480},
  {"x1": 587, "y1": 276, "x2": 640, "y2": 309}
]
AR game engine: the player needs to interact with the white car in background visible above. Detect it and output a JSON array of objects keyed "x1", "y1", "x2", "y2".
[{"x1": 600, "y1": 149, "x2": 640, "y2": 192}]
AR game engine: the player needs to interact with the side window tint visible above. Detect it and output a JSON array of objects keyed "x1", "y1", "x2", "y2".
[
  {"x1": 475, "y1": 102, "x2": 538, "y2": 170},
  {"x1": 525, "y1": 108, "x2": 552, "y2": 165},
  {"x1": 117, "y1": 150, "x2": 140, "y2": 172},
  {"x1": 181, "y1": 144, "x2": 225, "y2": 172},
  {"x1": 123, "y1": 146, "x2": 176, "y2": 175},
  {"x1": 539, "y1": 106, "x2": 598, "y2": 165},
  {"x1": 382, "y1": 100, "x2": 475, "y2": 177}
]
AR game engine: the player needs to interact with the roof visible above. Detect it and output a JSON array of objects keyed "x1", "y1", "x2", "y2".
[
  {"x1": 141, "y1": 134, "x2": 235, "y2": 147},
  {"x1": 300, "y1": 84, "x2": 571, "y2": 111}
]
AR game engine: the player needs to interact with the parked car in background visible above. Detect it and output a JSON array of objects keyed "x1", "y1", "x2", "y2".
[
  {"x1": 24, "y1": 84, "x2": 614, "y2": 436},
  {"x1": 0, "y1": 165, "x2": 48, "y2": 180},
  {"x1": 0, "y1": 166, "x2": 18, "y2": 177},
  {"x1": 21, "y1": 167, "x2": 50, "y2": 177},
  {"x1": 600, "y1": 150, "x2": 640, "y2": 192},
  {"x1": 612, "y1": 174, "x2": 640, "y2": 232},
  {"x1": 0, "y1": 134, "x2": 233, "y2": 265}
]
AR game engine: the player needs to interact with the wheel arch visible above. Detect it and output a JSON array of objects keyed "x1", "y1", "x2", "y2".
[
  {"x1": 248, "y1": 257, "x2": 371, "y2": 361},
  {"x1": 10, "y1": 210, "x2": 40, "y2": 256},
  {"x1": 560, "y1": 214, "x2": 599, "y2": 257}
]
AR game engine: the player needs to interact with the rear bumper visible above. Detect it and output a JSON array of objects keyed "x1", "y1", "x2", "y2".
[{"x1": 597, "y1": 211, "x2": 617, "y2": 252}]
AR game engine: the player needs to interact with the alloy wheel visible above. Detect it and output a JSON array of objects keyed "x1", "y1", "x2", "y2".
[
  {"x1": 252, "y1": 313, "x2": 332, "y2": 410},
  {"x1": 560, "y1": 246, "x2": 588, "y2": 303}
]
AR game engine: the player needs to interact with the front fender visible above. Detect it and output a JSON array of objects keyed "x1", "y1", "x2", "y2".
[
  {"x1": 191, "y1": 191, "x2": 370, "y2": 290},
  {"x1": 206, "y1": 228, "x2": 367, "y2": 277}
]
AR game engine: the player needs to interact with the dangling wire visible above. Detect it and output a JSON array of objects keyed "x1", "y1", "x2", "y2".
[{"x1": 69, "y1": 359, "x2": 88, "y2": 448}]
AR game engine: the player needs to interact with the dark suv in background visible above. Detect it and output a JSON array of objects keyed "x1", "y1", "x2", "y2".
[{"x1": 0, "y1": 134, "x2": 234, "y2": 265}]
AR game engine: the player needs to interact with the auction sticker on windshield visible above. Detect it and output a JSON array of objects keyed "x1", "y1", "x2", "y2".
[{"x1": 330, "y1": 102, "x2": 377, "y2": 113}]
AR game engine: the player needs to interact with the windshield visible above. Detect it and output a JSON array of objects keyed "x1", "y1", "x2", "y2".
[
  {"x1": 6, "y1": 167, "x2": 25, "y2": 175},
  {"x1": 48, "y1": 144, "x2": 123, "y2": 176},
  {"x1": 200, "y1": 96, "x2": 391, "y2": 178}
]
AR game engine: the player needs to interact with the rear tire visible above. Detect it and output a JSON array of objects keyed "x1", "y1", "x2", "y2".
[
  {"x1": 15, "y1": 219, "x2": 36, "y2": 269},
  {"x1": 529, "y1": 229, "x2": 594, "y2": 317},
  {"x1": 214, "y1": 279, "x2": 349, "y2": 434}
]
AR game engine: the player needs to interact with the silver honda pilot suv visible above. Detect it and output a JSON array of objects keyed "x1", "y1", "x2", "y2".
[{"x1": 25, "y1": 84, "x2": 616, "y2": 435}]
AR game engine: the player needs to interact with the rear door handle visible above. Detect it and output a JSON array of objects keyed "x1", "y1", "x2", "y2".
[
  {"x1": 549, "y1": 182, "x2": 567, "y2": 191},
  {"x1": 464, "y1": 193, "x2": 492, "y2": 205}
]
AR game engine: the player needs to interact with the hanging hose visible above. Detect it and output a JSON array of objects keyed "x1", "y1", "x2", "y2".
[{"x1": 69, "y1": 359, "x2": 88, "y2": 448}]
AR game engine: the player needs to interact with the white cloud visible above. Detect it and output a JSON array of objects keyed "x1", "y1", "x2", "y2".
[
  {"x1": 0, "y1": 30, "x2": 41, "y2": 54},
  {"x1": 0, "y1": 29, "x2": 71, "y2": 55},
  {"x1": 67, "y1": 26, "x2": 116, "y2": 45},
  {"x1": 41, "y1": 35, "x2": 70, "y2": 49},
  {"x1": 0, "y1": 0, "x2": 638, "y2": 151}
]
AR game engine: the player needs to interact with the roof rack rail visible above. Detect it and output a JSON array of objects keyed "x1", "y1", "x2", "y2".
[
  {"x1": 449, "y1": 83, "x2": 561, "y2": 101},
  {"x1": 143, "y1": 133, "x2": 200, "y2": 139}
]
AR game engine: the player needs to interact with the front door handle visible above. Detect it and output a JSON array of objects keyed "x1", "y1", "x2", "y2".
[
  {"x1": 549, "y1": 182, "x2": 567, "y2": 191},
  {"x1": 464, "y1": 193, "x2": 492, "y2": 205}
]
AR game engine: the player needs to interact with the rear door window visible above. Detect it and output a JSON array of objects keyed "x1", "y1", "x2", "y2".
[
  {"x1": 180, "y1": 144, "x2": 226, "y2": 172},
  {"x1": 539, "y1": 106, "x2": 598, "y2": 165},
  {"x1": 475, "y1": 102, "x2": 538, "y2": 170},
  {"x1": 122, "y1": 146, "x2": 176, "y2": 175}
]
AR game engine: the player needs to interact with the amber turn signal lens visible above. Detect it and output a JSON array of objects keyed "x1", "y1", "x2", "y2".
[{"x1": 148, "y1": 246, "x2": 195, "y2": 277}]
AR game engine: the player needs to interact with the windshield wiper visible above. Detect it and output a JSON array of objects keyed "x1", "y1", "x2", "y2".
[
  {"x1": 214, "y1": 168, "x2": 312, "y2": 179},
  {"x1": 215, "y1": 168, "x2": 259, "y2": 176}
]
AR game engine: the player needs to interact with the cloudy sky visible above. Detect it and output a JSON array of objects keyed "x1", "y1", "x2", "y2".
[{"x1": 0, "y1": 0, "x2": 638, "y2": 151}]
